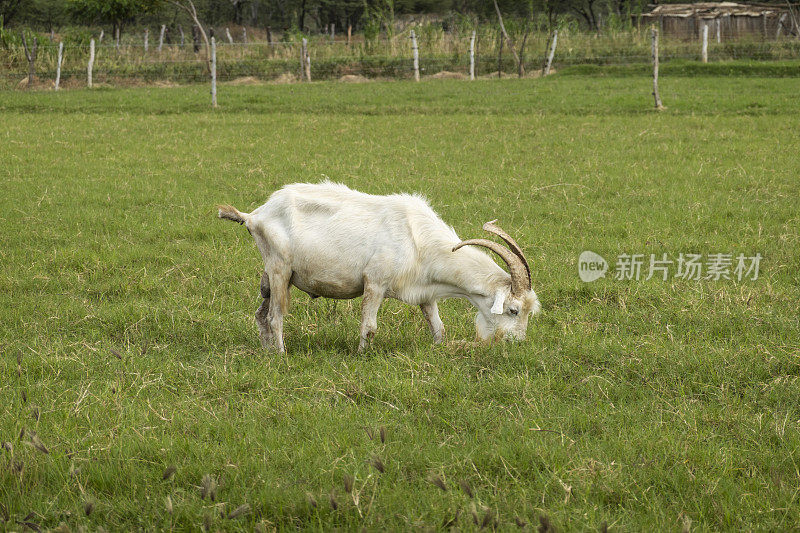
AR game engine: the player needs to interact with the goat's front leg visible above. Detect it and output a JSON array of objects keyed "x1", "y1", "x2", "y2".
[
  {"x1": 420, "y1": 301, "x2": 444, "y2": 344},
  {"x1": 358, "y1": 284, "x2": 385, "y2": 352}
]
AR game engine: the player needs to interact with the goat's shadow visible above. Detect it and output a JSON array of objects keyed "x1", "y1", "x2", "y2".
[
  {"x1": 253, "y1": 289, "x2": 494, "y2": 358},
  {"x1": 276, "y1": 294, "x2": 441, "y2": 358}
]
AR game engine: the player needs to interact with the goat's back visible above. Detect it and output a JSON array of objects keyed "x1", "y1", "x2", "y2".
[{"x1": 252, "y1": 182, "x2": 458, "y2": 252}]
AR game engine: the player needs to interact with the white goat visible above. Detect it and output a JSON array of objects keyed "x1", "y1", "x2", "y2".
[{"x1": 218, "y1": 182, "x2": 540, "y2": 352}]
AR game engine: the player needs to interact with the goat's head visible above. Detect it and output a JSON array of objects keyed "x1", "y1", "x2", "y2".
[{"x1": 453, "y1": 220, "x2": 541, "y2": 342}]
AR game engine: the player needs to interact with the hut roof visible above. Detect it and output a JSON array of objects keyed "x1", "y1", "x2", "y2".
[{"x1": 641, "y1": 2, "x2": 787, "y2": 18}]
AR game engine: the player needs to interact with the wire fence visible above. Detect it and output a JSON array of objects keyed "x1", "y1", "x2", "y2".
[{"x1": 2, "y1": 29, "x2": 800, "y2": 90}]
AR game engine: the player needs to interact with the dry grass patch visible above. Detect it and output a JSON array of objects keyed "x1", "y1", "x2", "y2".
[
  {"x1": 226, "y1": 76, "x2": 263, "y2": 86},
  {"x1": 427, "y1": 71, "x2": 467, "y2": 80},
  {"x1": 338, "y1": 74, "x2": 370, "y2": 83},
  {"x1": 271, "y1": 72, "x2": 298, "y2": 84}
]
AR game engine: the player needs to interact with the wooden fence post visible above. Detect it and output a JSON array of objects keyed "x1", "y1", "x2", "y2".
[
  {"x1": 211, "y1": 36, "x2": 217, "y2": 107},
  {"x1": 347, "y1": 24, "x2": 352, "y2": 46},
  {"x1": 158, "y1": 24, "x2": 166, "y2": 52},
  {"x1": 331, "y1": 23, "x2": 335, "y2": 42},
  {"x1": 497, "y1": 31, "x2": 503, "y2": 78},
  {"x1": 114, "y1": 26, "x2": 120, "y2": 52},
  {"x1": 21, "y1": 32, "x2": 37, "y2": 86},
  {"x1": 144, "y1": 28, "x2": 149, "y2": 52},
  {"x1": 98, "y1": 29, "x2": 104, "y2": 44},
  {"x1": 776, "y1": 13, "x2": 787, "y2": 38},
  {"x1": 701, "y1": 22, "x2": 708, "y2": 63},
  {"x1": 300, "y1": 38, "x2": 306, "y2": 78},
  {"x1": 226, "y1": 27, "x2": 234, "y2": 44},
  {"x1": 411, "y1": 29, "x2": 420, "y2": 81},
  {"x1": 544, "y1": 29, "x2": 558, "y2": 76},
  {"x1": 716, "y1": 18, "x2": 721, "y2": 43},
  {"x1": 300, "y1": 38, "x2": 311, "y2": 81},
  {"x1": 242, "y1": 27, "x2": 247, "y2": 43},
  {"x1": 469, "y1": 30, "x2": 476, "y2": 80},
  {"x1": 88, "y1": 38, "x2": 95, "y2": 88},
  {"x1": 55, "y1": 41, "x2": 63, "y2": 90},
  {"x1": 651, "y1": 27, "x2": 664, "y2": 110}
]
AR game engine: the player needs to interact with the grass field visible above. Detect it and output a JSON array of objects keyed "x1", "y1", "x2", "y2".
[{"x1": 1, "y1": 72, "x2": 799, "y2": 531}]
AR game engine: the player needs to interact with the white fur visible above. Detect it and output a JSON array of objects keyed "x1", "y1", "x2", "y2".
[{"x1": 221, "y1": 182, "x2": 540, "y2": 352}]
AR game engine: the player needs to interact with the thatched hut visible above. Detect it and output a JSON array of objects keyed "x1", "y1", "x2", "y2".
[{"x1": 638, "y1": 3, "x2": 795, "y2": 40}]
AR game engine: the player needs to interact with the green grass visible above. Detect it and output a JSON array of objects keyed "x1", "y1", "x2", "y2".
[
  {"x1": 562, "y1": 59, "x2": 800, "y2": 77},
  {"x1": 1, "y1": 75, "x2": 799, "y2": 531}
]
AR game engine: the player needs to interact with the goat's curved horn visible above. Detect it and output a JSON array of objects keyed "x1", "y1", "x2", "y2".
[
  {"x1": 482, "y1": 220, "x2": 531, "y2": 289},
  {"x1": 452, "y1": 238, "x2": 529, "y2": 296}
]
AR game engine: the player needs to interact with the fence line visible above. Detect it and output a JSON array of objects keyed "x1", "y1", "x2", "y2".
[
  {"x1": 1, "y1": 52, "x2": 797, "y2": 79},
  {"x1": 2, "y1": 29, "x2": 799, "y2": 92},
  {"x1": 5, "y1": 26, "x2": 799, "y2": 50}
]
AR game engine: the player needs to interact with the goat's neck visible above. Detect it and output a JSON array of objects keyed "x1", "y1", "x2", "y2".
[{"x1": 428, "y1": 248, "x2": 508, "y2": 304}]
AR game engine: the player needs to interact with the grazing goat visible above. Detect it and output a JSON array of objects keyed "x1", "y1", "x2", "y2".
[{"x1": 218, "y1": 182, "x2": 540, "y2": 352}]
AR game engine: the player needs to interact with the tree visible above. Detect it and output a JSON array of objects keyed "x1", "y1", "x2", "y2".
[
  {"x1": 27, "y1": 0, "x2": 68, "y2": 33},
  {"x1": 492, "y1": 0, "x2": 523, "y2": 76},
  {"x1": 570, "y1": 0, "x2": 598, "y2": 31},
  {"x1": 0, "y1": 0, "x2": 24, "y2": 25},
  {"x1": 69, "y1": 0, "x2": 163, "y2": 37},
  {"x1": 170, "y1": 0, "x2": 211, "y2": 71},
  {"x1": 229, "y1": 0, "x2": 243, "y2": 24}
]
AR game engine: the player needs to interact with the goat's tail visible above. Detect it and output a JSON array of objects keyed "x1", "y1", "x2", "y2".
[{"x1": 217, "y1": 204, "x2": 250, "y2": 225}]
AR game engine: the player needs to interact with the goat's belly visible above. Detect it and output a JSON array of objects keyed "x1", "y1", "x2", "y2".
[{"x1": 290, "y1": 271, "x2": 364, "y2": 299}]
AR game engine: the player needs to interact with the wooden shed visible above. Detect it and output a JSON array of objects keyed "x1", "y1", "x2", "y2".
[{"x1": 638, "y1": 3, "x2": 795, "y2": 40}]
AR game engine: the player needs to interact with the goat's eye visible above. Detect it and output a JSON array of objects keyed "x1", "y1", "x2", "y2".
[{"x1": 508, "y1": 308, "x2": 519, "y2": 316}]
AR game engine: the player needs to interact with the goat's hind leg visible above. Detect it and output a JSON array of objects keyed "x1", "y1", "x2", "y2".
[
  {"x1": 255, "y1": 271, "x2": 273, "y2": 348},
  {"x1": 267, "y1": 268, "x2": 291, "y2": 353}
]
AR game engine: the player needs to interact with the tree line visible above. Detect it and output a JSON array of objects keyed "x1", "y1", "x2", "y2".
[{"x1": 2, "y1": 0, "x2": 662, "y2": 39}]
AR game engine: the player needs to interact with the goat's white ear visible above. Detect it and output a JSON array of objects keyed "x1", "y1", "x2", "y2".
[{"x1": 490, "y1": 289, "x2": 506, "y2": 315}]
